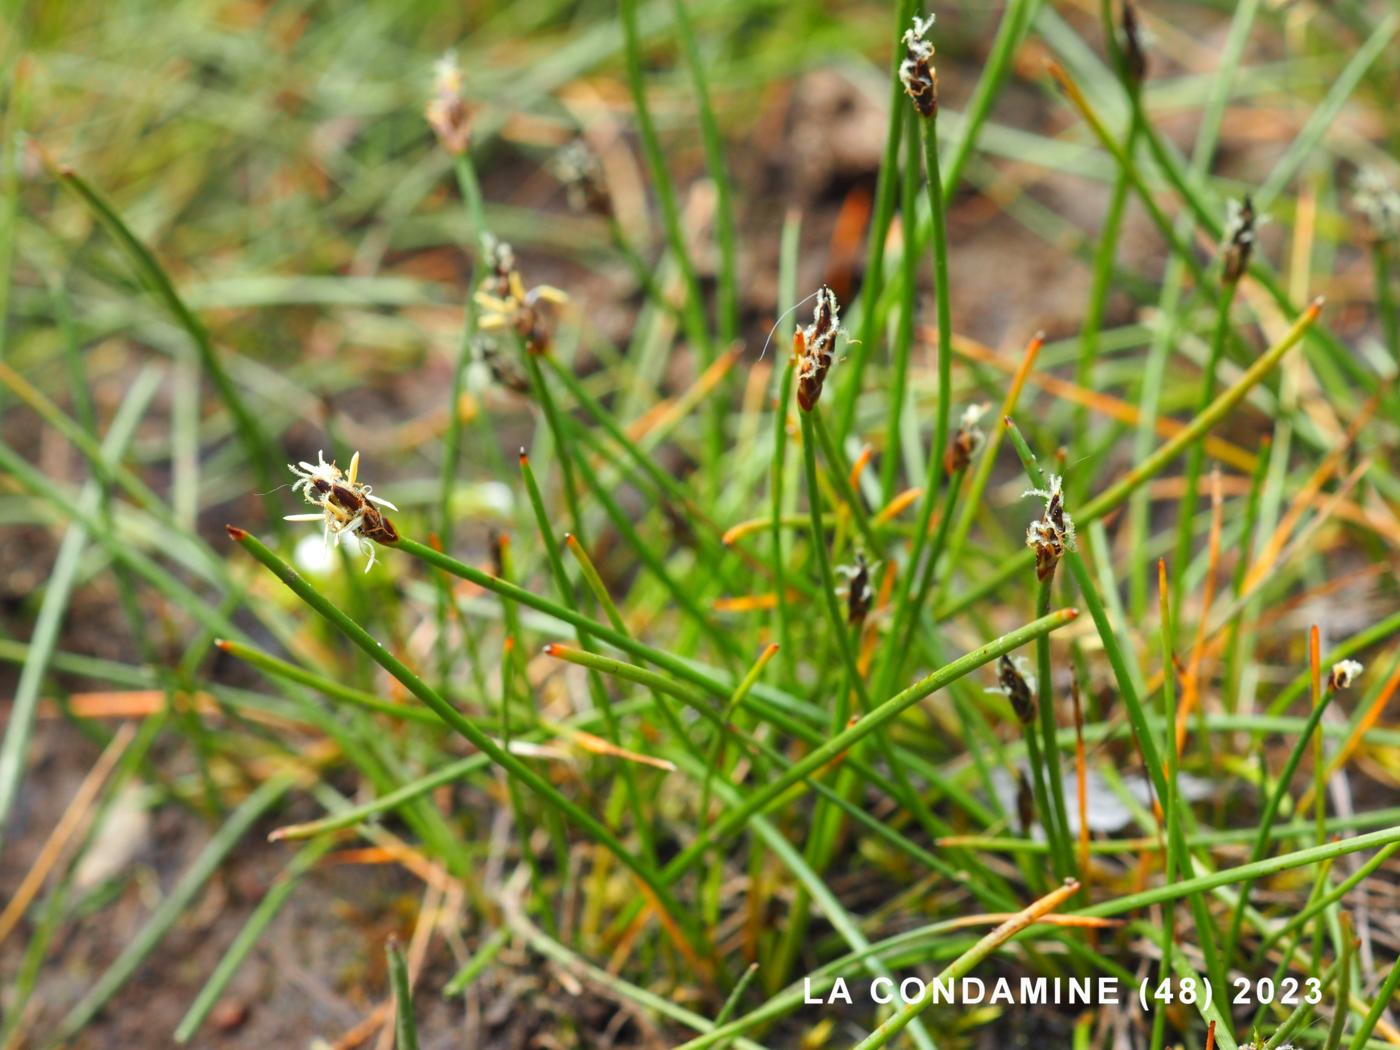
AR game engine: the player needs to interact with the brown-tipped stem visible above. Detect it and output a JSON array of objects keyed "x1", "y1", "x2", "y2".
[
  {"x1": 225, "y1": 524, "x2": 248, "y2": 541},
  {"x1": 852, "y1": 879, "x2": 1082, "y2": 1049}
]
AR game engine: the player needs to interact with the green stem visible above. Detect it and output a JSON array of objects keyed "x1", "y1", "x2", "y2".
[
  {"x1": 1171, "y1": 280, "x2": 1238, "y2": 623},
  {"x1": 387, "y1": 937, "x2": 420, "y2": 1050},
  {"x1": 228, "y1": 527, "x2": 708, "y2": 967}
]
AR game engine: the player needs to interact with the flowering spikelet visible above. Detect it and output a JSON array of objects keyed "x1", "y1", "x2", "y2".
[
  {"x1": 794, "y1": 286, "x2": 843, "y2": 412},
  {"x1": 285, "y1": 451, "x2": 398, "y2": 572},
  {"x1": 1221, "y1": 196, "x2": 1257, "y2": 285},
  {"x1": 550, "y1": 139, "x2": 611, "y2": 218},
  {"x1": 474, "y1": 242, "x2": 568, "y2": 356},
  {"x1": 899, "y1": 15, "x2": 938, "y2": 118},
  {"x1": 1352, "y1": 166, "x2": 1400, "y2": 241},
  {"x1": 943, "y1": 402, "x2": 988, "y2": 473},
  {"x1": 991, "y1": 654, "x2": 1037, "y2": 724},
  {"x1": 425, "y1": 52, "x2": 471, "y2": 156},
  {"x1": 1024, "y1": 473, "x2": 1075, "y2": 582},
  {"x1": 836, "y1": 551, "x2": 876, "y2": 626},
  {"x1": 1328, "y1": 659, "x2": 1364, "y2": 691}
]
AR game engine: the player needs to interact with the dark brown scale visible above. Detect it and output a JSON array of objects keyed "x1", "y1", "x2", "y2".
[
  {"x1": 1033, "y1": 544, "x2": 1059, "y2": 582},
  {"x1": 360, "y1": 507, "x2": 399, "y2": 545},
  {"x1": 329, "y1": 483, "x2": 365, "y2": 513},
  {"x1": 1031, "y1": 491, "x2": 1067, "y2": 582},
  {"x1": 999, "y1": 654, "x2": 1036, "y2": 725},
  {"x1": 1046, "y1": 491, "x2": 1065, "y2": 534}
]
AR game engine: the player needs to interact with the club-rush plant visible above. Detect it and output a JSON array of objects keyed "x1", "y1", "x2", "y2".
[{"x1": 2, "y1": 2, "x2": 1399, "y2": 1048}]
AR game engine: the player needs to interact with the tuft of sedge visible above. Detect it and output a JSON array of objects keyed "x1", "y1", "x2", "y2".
[
  {"x1": 898, "y1": 15, "x2": 938, "y2": 118},
  {"x1": 793, "y1": 286, "x2": 843, "y2": 412},
  {"x1": 943, "y1": 403, "x2": 988, "y2": 473},
  {"x1": 1120, "y1": 0, "x2": 1147, "y2": 87},
  {"x1": 1328, "y1": 659, "x2": 1364, "y2": 691},
  {"x1": 1221, "y1": 195, "x2": 1257, "y2": 285},
  {"x1": 425, "y1": 52, "x2": 471, "y2": 156},
  {"x1": 996, "y1": 654, "x2": 1037, "y2": 725}
]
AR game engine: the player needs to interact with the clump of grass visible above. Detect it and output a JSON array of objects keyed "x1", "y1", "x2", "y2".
[{"x1": 3, "y1": 2, "x2": 1399, "y2": 1048}]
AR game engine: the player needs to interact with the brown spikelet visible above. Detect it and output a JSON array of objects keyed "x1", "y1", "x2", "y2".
[
  {"x1": 1221, "y1": 196, "x2": 1256, "y2": 285},
  {"x1": 999, "y1": 655, "x2": 1036, "y2": 725},
  {"x1": 1121, "y1": 1, "x2": 1147, "y2": 86},
  {"x1": 794, "y1": 286, "x2": 842, "y2": 412},
  {"x1": 899, "y1": 16, "x2": 938, "y2": 118}
]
